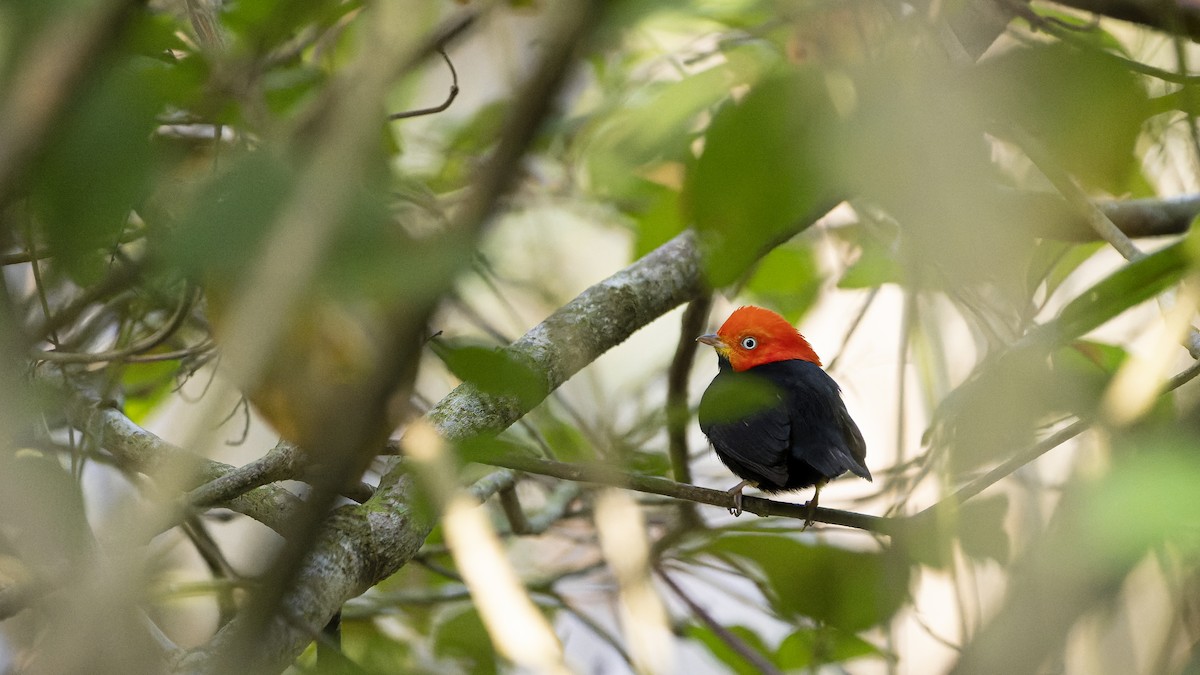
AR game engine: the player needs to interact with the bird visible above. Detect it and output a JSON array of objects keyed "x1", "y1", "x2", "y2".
[{"x1": 696, "y1": 306, "x2": 871, "y2": 523}]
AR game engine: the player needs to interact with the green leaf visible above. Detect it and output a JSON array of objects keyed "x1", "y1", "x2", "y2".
[
  {"x1": 630, "y1": 180, "x2": 686, "y2": 259},
  {"x1": 338, "y1": 618, "x2": 414, "y2": 673},
  {"x1": 744, "y1": 242, "x2": 822, "y2": 323},
  {"x1": 704, "y1": 534, "x2": 910, "y2": 632},
  {"x1": 31, "y1": 57, "x2": 168, "y2": 282},
  {"x1": 685, "y1": 71, "x2": 843, "y2": 286},
  {"x1": 958, "y1": 496, "x2": 1011, "y2": 564},
  {"x1": 1032, "y1": 240, "x2": 1191, "y2": 346},
  {"x1": 432, "y1": 605, "x2": 497, "y2": 675},
  {"x1": 121, "y1": 360, "x2": 180, "y2": 424},
  {"x1": 1080, "y1": 440, "x2": 1200, "y2": 566},
  {"x1": 696, "y1": 371, "x2": 784, "y2": 425},
  {"x1": 776, "y1": 627, "x2": 882, "y2": 669},
  {"x1": 975, "y1": 42, "x2": 1149, "y2": 193},
  {"x1": 585, "y1": 43, "x2": 773, "y2": 201},
  {"x1": 837, "y1": 224, "x2": 901, "y2": 290},
  {"x1": 1026, "y1": 241, "x2": 1104, "y2": 302},
  {"x1": 432, "y1": 341, "x2": 550, "y2": 410},
  {"x1": 686, "y1": 624, "x2": 775, "y2": 675},
  {"x1": 167, "y1": 152, "x2": 294, "y2": 278}
]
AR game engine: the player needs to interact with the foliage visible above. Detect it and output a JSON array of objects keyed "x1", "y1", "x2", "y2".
[{"x1": 2, "y1": 0, "x2": 1200, "y2": 673}]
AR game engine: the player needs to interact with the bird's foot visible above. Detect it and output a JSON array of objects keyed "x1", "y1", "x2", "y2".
[
  {"x1": 801, "y1": 484, "x2": 824, "y2": 530},
  {"x1": 726, "y1": 480, "x2": 755, "y2": 516}
]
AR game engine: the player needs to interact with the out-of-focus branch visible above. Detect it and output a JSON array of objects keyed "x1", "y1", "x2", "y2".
[
  {"x1": 1009, "y1": 191, "x2": 1200, "y2": 242},
  {"x1": 185, "y1": 440, "x2": 374, "y2": 509},
  {"x1": 657, "y1": 567, "x2": 784, "y2": 675},
  {"x1": 73, "y1": 400, "x2": 302, "y2": 533},
  {"x1": 1050, "y1": 0, "x2": 1200, "y2": 41},
  {"x1": 666, "y1": 295, "x2": 712, "y2": 485}
]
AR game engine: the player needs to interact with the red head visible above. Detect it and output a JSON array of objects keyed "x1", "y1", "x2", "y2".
[{"x1": 697, "y1": 306, "x2": 821, "y2": 372}]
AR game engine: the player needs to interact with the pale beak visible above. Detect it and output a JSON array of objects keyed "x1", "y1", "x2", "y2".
[{"x1": 696, "y1": 333, "x2": 723, "y2": 347}]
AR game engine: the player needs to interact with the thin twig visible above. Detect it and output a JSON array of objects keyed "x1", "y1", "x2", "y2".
[
  {"x1": 498, "y1": 484, "x2": 533, "y2": 535},
  {"x1": 927, "y1": 357, "x2": 1200, "y2": 516},
  {"x1": 1009, "y1": 124, "x2": 1144, "y2": 261},
  {"x1": 32, "y1": 285, "x2": 198, "y2": 364},
  {"x1": 666, "y1": 295, "x2": 711, "y2": 484},
  {"x1": 388, "y1": 49, "x2": 459, "y2": 120},
  {"x1": 656, "y1": 566, "x2": 784, "y2": 675}
]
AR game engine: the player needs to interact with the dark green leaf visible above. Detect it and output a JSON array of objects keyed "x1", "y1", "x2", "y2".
[
  {"x1": 705, "y1": 534, "x2": 910, "y2": 632},
  {"x1": 685, "y1": 624, "x2": 775, "y2": 675},
  {"x1": 585, "y1": 43, "x2": 772, "y2": 201},
  {"x1": 696, "y1": 372, "x2": 784, "y2": 425},
  {"x1": 1032, "y1": 240, "x2": 1191, "y2": 346},
  {"x1": 432, "y1": 605, "x2": 498, "y2": 675},
  {"x1": 745, "y1": 242, "x2": 822, "y2": 323},
  {"x1": 975, "y1": 42, "x2": 1148, "y2": 193},
  {"x1": 167, "y1": 152, "x2": 293, "y2": 278},
  {"x1": 776, "y1": 626, "x2": 882, "y2": 669},
  {"x1": 685, "y1": 71, "x2": 843, "y2": 286},
  {"x1": 433, "y1": 341, "x2": 550, "y2": 410},
  {"x1": 32, "y1": 58, "x2": 168, "y2": 282},
  {"x1": 958, "y1": 496, "x2": 1010, "y2": 564}
]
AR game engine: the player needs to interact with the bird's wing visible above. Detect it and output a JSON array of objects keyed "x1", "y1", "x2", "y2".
[
  {"x1": 769, "y1": 360, "x2": 872, "y2": 482},
  {"x1": 699, "y1": 370, "x2": 792, "y2": 488}
]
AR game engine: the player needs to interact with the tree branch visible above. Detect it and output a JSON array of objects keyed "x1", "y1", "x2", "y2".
[
  {"x1": 667, "y1": 295, "x2": 712, "y2": 485},
  {"x1": 1051, "y1": 0, "x2": 1200, "y2": 41},
  {"x1": 468, "y1": 453, "x2": 893, "y2": 534}
]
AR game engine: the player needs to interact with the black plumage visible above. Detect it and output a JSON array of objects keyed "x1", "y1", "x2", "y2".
[{"x1": 699, "y1": 356, "x2": 871, "y2": 515}]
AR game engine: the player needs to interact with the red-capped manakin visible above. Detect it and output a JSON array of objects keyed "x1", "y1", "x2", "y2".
[{"x1": 697, "y1": 306, "x2": 872, "y2": 520}]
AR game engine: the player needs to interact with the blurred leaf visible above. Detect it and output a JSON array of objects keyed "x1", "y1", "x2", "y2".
[
  {"x1": 31, "y1": 57, "x2": 170, "y2": 282},
  {"x1": 0, "y1": 450, "x2": 91, "y2": 566},
  {"x1": 338, "y1": 618, "x2": 413, "y2": 673},
  {"x1": 432, "y1": 605, "x2": 497, "y2": 675},
  {"x1": 744, "y1": 242, "x2": 821, "y2": 323},
  {"x1": 432, "y1": 341, "x2": 549, "y2": 410},
  {"x1": 958, "y1": 495, "x2": 1010, "y2": 564},
  {"x1": 902, "y1": 496, "x2": 1009, "y2": 568},
  {"x1": 433, "y1": 101, "x2": 508, "y2": 191},
  {"x1": 696, "y1": 372, "x2": 783, "y2": 425},
  {"x1": 1025, "y1": 9, "x2": 1128, "y2": 52},
  {"x1": 845, "y1": 57, "x2": 1029, "y2": 293},
  {"x1": 167, "y1": 152, "x2": 294, "y2": 278},
  {"x1": 1026, "y1": 240, "x2": 1104, "y2": 302},
  {"x1": 1081, "y1": 439, "x2": 1200, "y2": 565},
  {"x1": 625, "y1": 448, "x2": 672, "y2": 476},
  {"x1": 262, "y1": 64, "x2": 326, "y2": 117},
  {"x1": 455, "y1": 435, "x2": 538, "y2": 465},
  {"x1": 121, "y1": 360, "x2": 180, "y2": 424},
  {"x1": 685, "y1": 70, "x2": 843, "y2": 286},
  {"x1": 1033, "y1": 240, "x2": 1191, "y2": 346},
  {"x1": 223, "y1": 0, "x2": 362, "y2": 55},
  {"x1": 976, "y1": 42, "x2": 1148, "y2": 193},
  {"x1": 686, "y1": 624, "x2": 775, "y2": 675},
  {"x1": 776, "y1": 626, "x2": 881, "y2": 669},
  {"x1": 630, "y1": 180, "x2": 686, "y2": 258},
  {"x1": 585, "y1": 43, "x2": 773, "y2": 201},
  {"x1": 704, "y1": 534, "x2": 909, "y2": 632},
  {"x1": 538, "y1": 414, "x2": 596, "y2": 463},
  {"x1": 837, "y1": 224, "x2": 901, "y2": 290}
]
